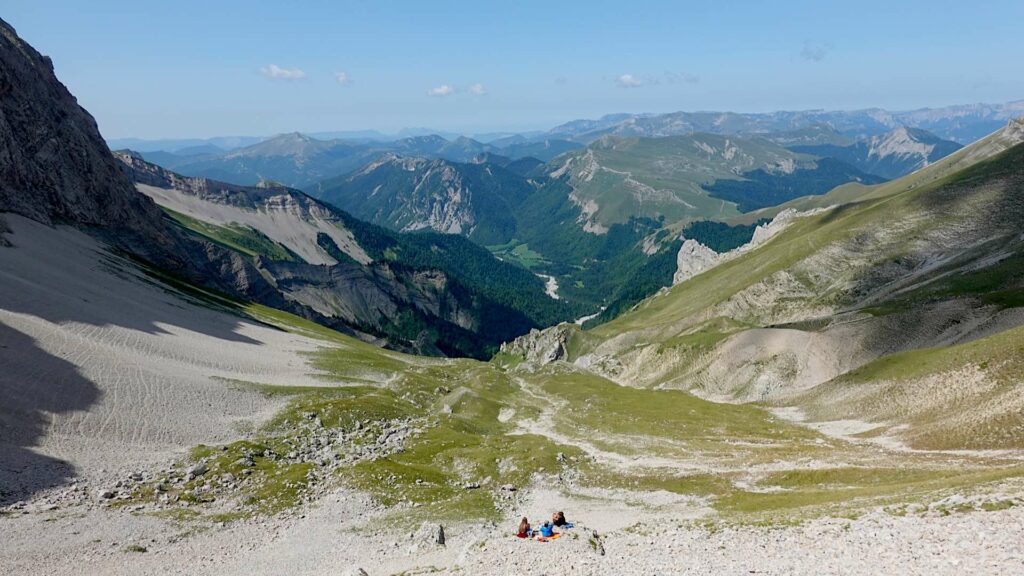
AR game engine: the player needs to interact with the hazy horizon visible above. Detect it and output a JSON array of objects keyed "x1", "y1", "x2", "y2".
[
  {"x1": 7, "y1": 0, "x2": 1024, "y2": 140},
  {"x1": 103, "y1": 97, "x2": 1024, "y2": 145}
]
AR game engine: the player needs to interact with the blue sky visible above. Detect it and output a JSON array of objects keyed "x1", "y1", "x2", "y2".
[{"x1": 6, "y1": 0, "x2": 1023, "y2": 139}]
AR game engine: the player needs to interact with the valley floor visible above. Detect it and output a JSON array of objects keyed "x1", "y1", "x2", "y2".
[{"x1": 2, "y1": 216, "x2": 1023, "y2": 575}]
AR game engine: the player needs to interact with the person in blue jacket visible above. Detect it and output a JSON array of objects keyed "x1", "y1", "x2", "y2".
[{"x1": 538, "y1": 521, "x2": 556, "y2": 538}]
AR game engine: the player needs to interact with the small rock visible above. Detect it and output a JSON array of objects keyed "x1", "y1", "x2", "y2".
[
  {"x1": 188, "y1": 463, "x2": 209, "y2": 478},
  {"x1": 411, "y1": 522, "x2": 445, "y2": 549}
]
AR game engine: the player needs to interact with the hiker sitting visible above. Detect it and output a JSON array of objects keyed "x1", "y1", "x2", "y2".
[
  {"x1": 551, "y1": 511, "x2": 573, "y2": 528},
  {"x1": 538, "y1": 521, "x2": 556, "y2": 538},
  {"x1": 516, "y1": 517, "x2": 533, "y2": 538}
]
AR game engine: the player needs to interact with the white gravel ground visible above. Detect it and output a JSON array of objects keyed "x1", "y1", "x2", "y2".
[{"x1": 3, "y1": 491, "x2": 1023, "y2": 575}]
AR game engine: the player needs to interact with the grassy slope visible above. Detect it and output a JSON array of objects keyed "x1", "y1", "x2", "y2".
[
  {"x1": 583, "y1": 140, "x2": 1024, "y2": 343},
  {"x1": 560, "y1": 133, "x2": 881, "y2": 227},
  {"x1": 795, "y1": 325, "x2": 1024, "y2": 450},
  {"x1": 561, "y1": 134, "x2": 1024, "y2": 454},
  {"x1": 559, "y1": 135, "x2": 773, "y2": 226},
  {"x1": 163, "y1": 207, "x2": 297, "y2": 261},
  {"x1": 730, "y1": 119, "x2": 1024, "y2": 225},
  {"x1": 121, "y1": 297, "x2": 1024, "y2": 526}
]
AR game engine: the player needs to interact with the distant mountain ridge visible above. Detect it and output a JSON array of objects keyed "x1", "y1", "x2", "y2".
[
  {"x1": 316, "y1": 154, "x2": 537, "y2": 245},
  {"x1": 547, "y1": 101, "x2": 1024, "y2": 144},
  {"x1": 790, "y1": 126, "x2": 963, "y2": 179},
  {"x1": 548, "y1": 132, "x2": 884, "y2": 226},
  {"x1": 311, "y1": 131, "x2": 887, "y2": 310},
  {"x1": 143, "y1": 132, "x2": 581, "y2": 190}
]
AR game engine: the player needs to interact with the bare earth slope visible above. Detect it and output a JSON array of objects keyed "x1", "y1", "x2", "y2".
[{"x1": 0, "y1": 215, "x2": 329, "y2": 502}]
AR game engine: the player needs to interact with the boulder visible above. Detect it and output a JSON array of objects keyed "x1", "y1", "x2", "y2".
[
  {"x1": 409, "y1": 522, "x2": 445, "y2": 552},
  {"x1": 499, "y1": 323, "x2": 576, "y2": 365}
]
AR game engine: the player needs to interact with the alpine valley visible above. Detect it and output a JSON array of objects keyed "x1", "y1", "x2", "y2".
[{"x1": 3, "y1": 9, "x2": 1024, "y2": 576}]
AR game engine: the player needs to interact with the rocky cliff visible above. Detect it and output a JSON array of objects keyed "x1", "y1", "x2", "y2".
[
  {"x1": 0, "y1": 19, "x2": 166, "y2": 239},
  {"x1": 0, "y1": 18, "x2": 292, "y2": 306}
]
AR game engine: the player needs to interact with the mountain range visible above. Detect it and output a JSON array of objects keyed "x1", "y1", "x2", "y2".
[
  {"x1": 789, "y1": 126, "x2": 963, "y2": 180},
  {"x1": 139, "y1": 132, "x2": 582, "y2": 190},
  {"x1": 310, "y1": 126, "x2": 966, "y2": 312},
  {"x1": 5, "y1": 15, "x2": 1024, "y2": 574},
  {"x1": 547, "y1": 101, "x2": 1024, "y2": 144}
]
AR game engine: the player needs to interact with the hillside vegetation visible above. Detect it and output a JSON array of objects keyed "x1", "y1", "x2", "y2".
[
  {"x1": 107, "y1": 121, "x2": 1024, "y2": 532},
  {"x1": 553, "y1": 128, "x2": 1024, "y2": 453}
]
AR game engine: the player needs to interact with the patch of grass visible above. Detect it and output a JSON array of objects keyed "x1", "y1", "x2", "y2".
[
  {"x1": 163, "y1": 207, "x2": 297, "y2": 261},
  {"x1": 267, "y1": 386, "x2": 418, "y2": 431},
  {"x1": 487, "y1": 241, "x2": 549, "y2": 270},
  {"x1": 124, "y1": 544, "x2": 148, "y2": 553},
  {"x1": 188, "y1": 440, "x2": 315, "y2": 514},
  {"x1": 764, "y1": 467, "x2": 961, "y2": 489},
  {"x1": 489, "y1": 351, "x2": 525, "y2": 370},
  {"x1": 838, "y1": 325, "x2": 1024, "y2": 387},
  {"x1": 537, "y1": 369, "x2": 820, "y2": 450},
  {"x1": 339, "y1": 367, "x2": 585, "y2": 520},
  {"x1": 655, "y1": 317, "x2": 749, "y2": 354},
  {"x1": 715, "y1": 466, "x2": 1024, "y2": 517},
  {"x1": 581, "y1": 469, "x2": 731, "y2": 498},
  {"x1": 919, "y1": 247, "x2": 1024, "y2": 309},
  {"x1": 150, "y1": 508, "x2": 201, "y2": 522},
  {"x1": 981, "y1": 499, "x2": 1017, "y2": 512}
]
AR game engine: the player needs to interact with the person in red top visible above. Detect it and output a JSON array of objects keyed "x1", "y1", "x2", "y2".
[{"x1": 516, "y1": 517, "x2": 533, "y2": 538}]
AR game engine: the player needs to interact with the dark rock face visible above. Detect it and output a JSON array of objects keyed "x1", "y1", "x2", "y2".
[
  {"x1": 0, "y1": 18, "x2": 286, "y2": 308},
  {"x1": 0, "y1": 214, "x2": 10, "y2": 246},
  {"x1": 257, "y1": 258, "x2": 472, "y2": 332},
  {"x1": 0, "y1": 19, "x2": 165, "y2": 241}
]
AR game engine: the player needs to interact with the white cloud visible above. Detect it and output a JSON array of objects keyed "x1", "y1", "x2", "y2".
[
  {"x1": 615, "y1": 71, "x2": 699, "y2": 88},
  {"x1": 616, "y1": 74, "x2": 644, "y2": 88},
  {"x1": 801, "y1": 41, "x2": 832, "y2": 62},
  {"x1": 260, "y1": 64, "x2": 306, "y2": 80},
  {"x1": 467, "y1": 83, "x2": 487, "y2": 96},
  {"x1": 427, "y1": 84, "x2": 455, "y2": 97},
  {"x1": 334, "y1": 71, "x2": 351, "y2": 85}
]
